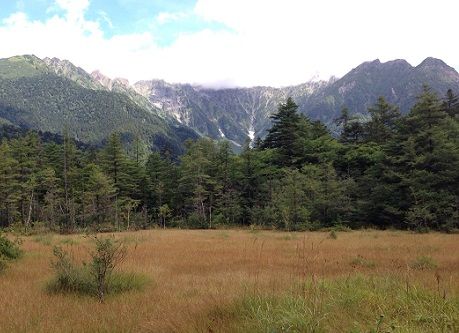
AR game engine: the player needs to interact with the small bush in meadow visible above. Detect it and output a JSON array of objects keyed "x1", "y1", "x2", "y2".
[
  {"x1": 328, "y1": 230, "x2": 338, "y2": 239},
  {"x1": 47, "y1": 236, "x2": 148, "y2": 301},
  {"x1": 48, "y1": 246, "x2": 93, "y2": 294},
  {"x1": 0, "y1": 233, "x2": 22, "y2": 260},
  {"x1": 0, "y1": 233, "x2": 22, "y2": 273}
]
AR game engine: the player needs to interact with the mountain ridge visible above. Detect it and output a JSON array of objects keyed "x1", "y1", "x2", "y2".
[
  {"x1": 1, "y1": 54, "x2": 458, "y2": 149},
  {"x1": 0, "y1": 55, "x2": 198, "y2": 154}
]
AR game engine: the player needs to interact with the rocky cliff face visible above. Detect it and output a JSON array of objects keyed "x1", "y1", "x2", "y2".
[
  {"x1": 133, "y1": 58, "x2": 459, "y2": 144},
  {"x1": 133, "y1": 80, "x2": 328, "y2": 146}
]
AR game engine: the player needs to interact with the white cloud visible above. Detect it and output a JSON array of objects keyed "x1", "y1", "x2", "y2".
[
  {"x1": 98, "y1": 10, "x2": 113, "y2": 29},
  {"x1": 155, "y1": 11, "x2": 188, "y2": 25},
  {"x1": 0, "y1": 0, "x2": 458, "y2": 87},
  {"x1": 54, "y1": 0, "x2": 89, "y2": 20}
]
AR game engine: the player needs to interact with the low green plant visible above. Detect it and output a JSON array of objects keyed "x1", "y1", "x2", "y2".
[
  {"x1": 329, "y1": 230, "x2": 338, "y2": 239},
  {"x1": 0, "y1": 233, "x2": 22, "y2": 260},
  {"x1": 350, "y1": 255, "x2": 376, "y2": 268},
  {"x1": 90, "y1": 236, "x2": 127, "y2": 301},
  {"x1": 0, "y1": 257, "x2": 8, "y2": 272},
  {"x1": 0, "y1": 233, "x2": 22, "y2": 273},
  {"x1": 48, "y1": 246, "x2": 93, "y2": 294},
  {"x1": 214, "y1": 275, "x2": 459, "y2": 332},
  {"x1": 217, "y1": 231, "x2": 230, "y2": 239},
  {"x1": 47, "y1": 236, "x2": 148, "y2": 301},
  {"x1": 410, "y1": 256, "x2": 437, "y2": 270},
  {"x1": 32, "y1": 234, "x2": 54, "y2": 246},
  {"x1": 60, "y1": 238, "x2": 78, "y2": 246}
]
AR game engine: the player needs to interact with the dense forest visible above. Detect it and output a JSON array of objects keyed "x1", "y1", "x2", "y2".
[{"x1": 0, "y1": 86, "x2": 458, "y2": 232}]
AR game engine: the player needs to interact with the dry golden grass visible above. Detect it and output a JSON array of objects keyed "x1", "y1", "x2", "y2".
[{"x1": 0, "y1": 229, "x2": 458, "y2": 332}]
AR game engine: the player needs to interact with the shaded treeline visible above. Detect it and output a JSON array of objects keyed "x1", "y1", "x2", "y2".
[{"x1": 0, "y1": 86, "x2": 458, "y2": 232}]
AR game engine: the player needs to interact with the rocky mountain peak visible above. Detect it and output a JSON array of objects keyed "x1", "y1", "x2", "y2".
[
  {"x1": 91, "y1": 70, "x2": 131, "y2": 91},
  {"x1": 417, "y1": 57, "x2": 450, "y2": 70},
  {"x1": 416, "y1": 57, "x2": 459, "y2": 84}
]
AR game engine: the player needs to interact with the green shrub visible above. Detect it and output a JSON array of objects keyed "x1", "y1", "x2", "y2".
[
  {"x1": 47, "y1": 237, "x2": 148, "y2": 301},
  {"x1": 47, "y1": 246, "x2": 93, "y2": 294},
  {"x1": 47, "y1": 267, "x2": 148, "y2": 297},
  {"x1": 329, "y1": 230, "x2": 338, "y2": 239},
  {"x1": 0, "y1": 233, "x2": 22, "y2": 260},
  {"x1": 186, "y1": 212, "x2": 208, "y2": 229},
  {"x1": 90, "y1": 237, "x2": 127, "y2": 301}
]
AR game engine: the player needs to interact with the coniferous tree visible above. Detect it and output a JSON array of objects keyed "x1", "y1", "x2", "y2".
[
  {"x1": 10, "y1": 133, "x2": 42, "y2": 230},
  {"x1": 261, "y1": 97, "x2": 304, "y2": 168},
  {"x1": 0, "y1": 142, "x2": 20, "y2": 227},
  {"x1": 272, "y1": 169, "x2": 310, "y2": 230},
  {"x1": 336, "y1": 107, "x2": 365, "y2": 144},
  {"x1": 37, "y1": 167, "x2": 61, "y2": 229},
  {"x1": 366, "y1": 96, "x2": 401, "y2": 144},
  {"x1": 83, "y1": 164, "x2": 116, "y2": 229},
  {"x1": 390, "y1": 87, "x2": 459, "y2": 230},
  {"x1": 62, "y1": 128, "x2": 77, "y2": 232},
  {"x1": 442, "y1": 89, "x2": 459, "y2": 118},
  {"x1": 178, "y1": 139, "x2": 216, "y2": 227}
]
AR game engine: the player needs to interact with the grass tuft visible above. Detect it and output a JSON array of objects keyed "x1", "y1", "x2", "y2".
[
  {"x1": 350, "y1": 255, "x2": 376, "y2": 268},
  {"x1": 214, "y1": 275, "x2": 459, "y2": 332},
  {"x1": 328, "y1": 230, "x2": 338, "y2": 239},
  {"x1": 46, "y1": 268, "x2": 149, "y2": 297},
  {"x1": 410, "y1": 256, "x2": 437, "y2": 270},
  {"x1": 32, "y1": 234, "x2": 54, "y2": 246}
]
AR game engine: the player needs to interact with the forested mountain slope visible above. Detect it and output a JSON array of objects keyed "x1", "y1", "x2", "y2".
[{"x1": 0, "y1": 55, "x2": 197, "y2": 154}]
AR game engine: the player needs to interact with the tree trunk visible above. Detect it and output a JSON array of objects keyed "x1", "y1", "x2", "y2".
[{"x1": 25, "y1": 190, "x2": 34, "y2": 233}]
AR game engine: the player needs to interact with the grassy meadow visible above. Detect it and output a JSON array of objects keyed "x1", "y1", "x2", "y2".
[{"x1": 0, "y1": 229, "x2": 458, "y2": 332}]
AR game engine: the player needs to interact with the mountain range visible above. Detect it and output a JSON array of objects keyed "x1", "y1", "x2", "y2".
[{"x1": 1, "y1": 55, "x2": 458, "y2": 152}]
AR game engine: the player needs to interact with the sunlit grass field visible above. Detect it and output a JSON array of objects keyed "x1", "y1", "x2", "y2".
[{"x1": 1, "y1": 229, "x2": 458, "y2": 332}]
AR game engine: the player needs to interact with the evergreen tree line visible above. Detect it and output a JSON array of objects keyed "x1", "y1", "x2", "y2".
[{"x1": 0, "y1": 86, "x2": 458, "y2": 232}]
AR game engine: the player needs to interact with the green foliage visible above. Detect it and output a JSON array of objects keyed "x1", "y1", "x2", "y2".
[
  {"x1": 366, "y1": 96, "x2": 401, "y2": 144},
  {"x1": 48, "y1": 245, "x2": 92, "y2": 294},
  {"x1": 90, "y1": 236, "x2": 127, "y2": 301},
  {"x1": 48, "y1": 238, "x2": 146, "y2": 300},
  {"x1": 0, "y1": 233, "x2": 22, "y2": 272},
  {"x1": 261, "y1": 97, "x2": 304, "y2": 168},
  {"x1": 0, "y1": 89, "x2": 457, "y2": 232},
  {"x1": 0, "y1": 233, "x2": 22, "y2": 260},
  {"x1": 219, "y1": 275, "x2": 459, "y2": 332},
  {"x1": 272, "y1": 169, "x2": 310, "y2": 230},
  {"x1": 0, "y1": 56, "x2": 195, "y2": 154}
]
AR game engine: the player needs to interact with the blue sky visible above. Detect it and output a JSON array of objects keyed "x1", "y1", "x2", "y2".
[
  {"x1": 0, "y1": 0, "x2": 458, "y2": 87},
  {"x1": 1, "y1": 0, "x2": 228, "y2": 46}
]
